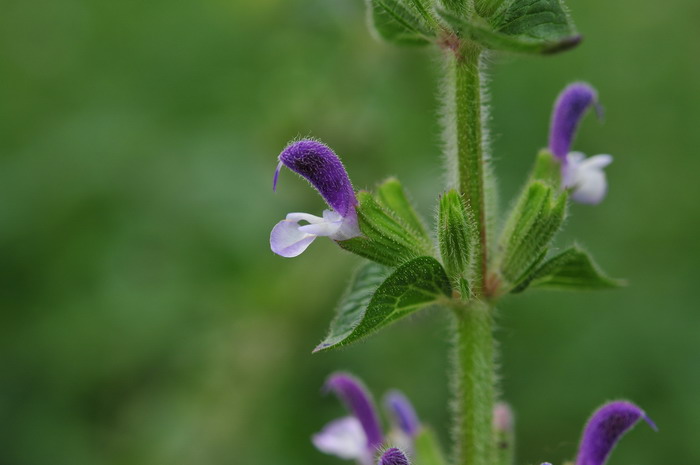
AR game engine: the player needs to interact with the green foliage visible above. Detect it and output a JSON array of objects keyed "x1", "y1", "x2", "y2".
[
  {"x1": 414, "y1": 427, "x2": 449, "y2": 465},
  {"x1": 530, "y1": 149, "x2": 561, "y2": 187},
  {"x1": 339, "y1": 191, "x2": 434, "y2": 267},
  {"x1": 513, "y1": 246, "x2": 624, "y2": 292},
  {"x1": 376, "y1": 177, "x2": 430, "y2": 239},
  {"x1": 438, "y1": 189, "x2": 473, "y2": 280},
  {"x1": 314, "y1": 257, "x2": 451, "y2": 352},
  {"x1": 313, "y1": 261, "x2": 389, "y2": 352},
  {"x1": 436, "y1": 1, "x2": 579, "y2": 55},
  {"x1": 497, "y1": 181, "x2": 567, "y2": 286},
  {"x1": 439, "y1": 0, "x2": 469, "y2": 16},
  {"x1": 366, "y1": 0, "x2": 436, "y2": 46}
]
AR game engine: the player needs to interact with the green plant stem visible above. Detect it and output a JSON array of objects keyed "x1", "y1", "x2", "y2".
[
  {"x1": 452, "y1": 302, "x2": 496, "y2": 465},
  {"x1": 444, "y1": 40, "x2": 496, "y2": 465},
  {"x1": 446, "y1": 44, "x2": 488, "y2": 295}
]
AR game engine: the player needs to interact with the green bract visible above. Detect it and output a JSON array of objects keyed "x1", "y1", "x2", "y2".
[
  {"x1": 414, "y1": 427, "x2": 449, "y2": 465},
  {"x1": 339, "y1": 186, "x2": 433, "y2": 267},
  {"x1": 438, "y1": 189, "x2": 473, "y2": 281},
  {"x1": 496, "y1": 181, "x2": 567, "y2": 287}
]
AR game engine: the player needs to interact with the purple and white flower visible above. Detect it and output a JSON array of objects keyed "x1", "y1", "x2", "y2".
[
  {"x1": 271, "y1": 139, "x2": 361, "y2": 257},
  {"x1": 313, "y1": 373, "x2": 421, "y2": 465},
  {"x1": 541, "y1": 400, "x2": 655, "y2": 465},
  {"x1": 549, "y1": 83, "x2": 612, "y2": 205}
]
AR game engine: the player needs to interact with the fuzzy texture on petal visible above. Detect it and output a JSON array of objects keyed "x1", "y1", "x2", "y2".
[
  {"x1": 576, "y1": 401, "x2": 656, "y2": 465},
  {"x1": 277, "y1": 139, "x2": 357, "y2": 217},
  {"x1": 378, "y1": 448, "x2": 410, "y2": 465},
  {"x1": 549, "y1": 83, "x2": 598, "y2": 160},
  {"x1": 384, "y1": 390, "x2": 420, "y2": 437},
  {"x1": 326, "y1": 373, "x2": 384, "y2": 450},
  {"x1": 312, "y1": 416, "x2": 371, "y2": 463},
  {"x1": 562, "y1": 153, "x2": 613, "y2": 204}
]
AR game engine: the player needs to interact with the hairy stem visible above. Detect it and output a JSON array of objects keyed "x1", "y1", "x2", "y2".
[
  {"x1": 444, "y1": 44, "x2": 488, "y2": 295},
  {"x1": 452, "y1": 302, "x2": 496, "y2": 465},
  {"x1": 443, "y1": 39, "x2": 496, "y2": 465}
]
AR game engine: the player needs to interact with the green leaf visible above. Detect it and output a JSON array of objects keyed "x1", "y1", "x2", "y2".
[
  {"x1": 493, "y1": 0, "x2": 575, "y2": 41},
  {"x1": 436, "y1": 7, "x2": 579, "y2": 55},
  {"x1": 414, "y1": 427, "x2": 448, "y2": 465},
  {"x1": 438, "y1": 189, "x2": 473, "y2": 279},
  {"x1": 367, "y1": 0, "x2": 435, "y2": 46},
  {"x1": 313, "y1": 261, "x2": 390, "y2": 353},
  {"x1": 497, "y1": 181, "x2": 567, "y2": 285},
  {"x1": 439, "y1": 0, "x2": 469, "y2": 16},
  {"x1": 314, "y1": 257, "x2": 451, "y2": 352},
  {"x1": 376, "y1": 177, "x2": 430, "y2": 239},
  {"x1": 338, "y1": 191, "x2": 434, "y2": 267},
  {"x1": 513, "y1": 246, "x2": 625, "y2": 292}
]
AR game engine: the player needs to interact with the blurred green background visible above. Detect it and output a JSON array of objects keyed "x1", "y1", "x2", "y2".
[{"x1": 1, "y1": 0, "x2": 699, "y2": 463}]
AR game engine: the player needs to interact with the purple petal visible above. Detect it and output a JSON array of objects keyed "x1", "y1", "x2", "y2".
[
  {"x1": 278, "y1": 139, "x2": 357, "y2": 217},
  {"x1": 378, "y1": 448, "x2": 410, "y2": 465},
  {"x1": 576, "y1": 401, "x2": 656, "y2": 465},
  {"x1": 325, "y1": 373, "x2": 384, "y2": 450},
  {"x1": 548, "y1": 83, "x2": 598, "y2": 160},
  {"x1": 272, "y1": 160, "x2": 283, "y2": 191},
  {"x1": 384, "y1": 390, "x2": 420, "y2": 437}
]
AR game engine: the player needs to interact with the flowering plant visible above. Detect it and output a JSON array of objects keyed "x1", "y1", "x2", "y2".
[{"x1": 270, "y1": 1, "x2": 655, "y2": 464}]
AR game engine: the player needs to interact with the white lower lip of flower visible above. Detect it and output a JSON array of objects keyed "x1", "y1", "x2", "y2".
[
  {"x1": 562, "y1": 152, "x2": 613, "y2": 205},
  {"x1": 270, "y1": 210, "x2": 361, "y2": 257},
  {"x1": 312, "y1": 416, "x2": 372, "y2": 464}
]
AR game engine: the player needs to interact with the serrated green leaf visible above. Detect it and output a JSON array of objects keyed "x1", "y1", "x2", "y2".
[
  {"x1": 376, "y1": 177, "x2": 430, "y2": 239},
  {"x1": 438, "y1": 189, "x2": 472, "y2": 279},
  {"x1": 313, "y1": 261, "x2": 390, "y2": 353},
  {"x1": 436, "y1": 7, "x2": 579, "y2": 55},
  {"x1": 414, "y1": 427, "x2": 448, "y2": 465},
  {"x1": 314, "y1": 257, "x2": 451, "y2": 352},
  {"x1": 513, "y1": 246, "x2": 624, "y2": 292},
  {"x1": 497, "y1": 181, "x2": 567, "y2": 285},
  {"x1": 368, "y1": 0, "x2": 435, "y2": 46},
  {"x1": 338, "y1": 191, "x2": 434, "y2": 267}
]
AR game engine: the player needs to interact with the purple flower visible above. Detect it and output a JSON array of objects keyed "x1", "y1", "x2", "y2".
[
  {"x1": 313, "y1": 373, "x2": 422, "y2": 465},
  {"x1": 384, "y1": 390, "x2": 421, "y2": 438},
  {"x1": 378, "y1": 448, "x2": 410, "y2": 465},
  {"x1": 548, "y1": 83, "x2": 612, "y2": 204},
  {"x1": 575, "y1": 401, "x2": 656, "y2": 465},
  {"x1": 313, "y1": 373, "x2": 383, "y2": 465},
  {"x1": 270, "y1": 139, "x2": 361, "y2": 257}
]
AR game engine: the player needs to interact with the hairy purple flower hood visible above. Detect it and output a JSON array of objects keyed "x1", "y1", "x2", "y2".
[{"x1": 270, "y1": 139, "x2": 360, "y2": 257}]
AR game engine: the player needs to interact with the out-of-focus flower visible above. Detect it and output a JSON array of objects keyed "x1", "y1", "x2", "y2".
[{"x1": 549, "y1": 83, "x2": 612, "y2": 204}]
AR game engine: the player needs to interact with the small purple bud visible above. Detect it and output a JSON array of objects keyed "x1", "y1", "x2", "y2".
[
  {"x1": 378, "y1": 448, "x2": 410, "y2": 465},
  {"x1": 384, "y1": 390, "x2": 420, "y2": 437},
  {"x1": 326, "y1": 373, "x2": 384, "y2": 450},
  {"x1": 276, "y1": 139, "x2": 357, "y2": 217},
  {"x1": 576, "y1": 401, "x2": 656, "y2": 465},
  {"x1": 493, "y1": 402, "x2": 514, "y2": 433},
  {"x1": 549, "y1": 83, "x2": 598, "y2": 160}
]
